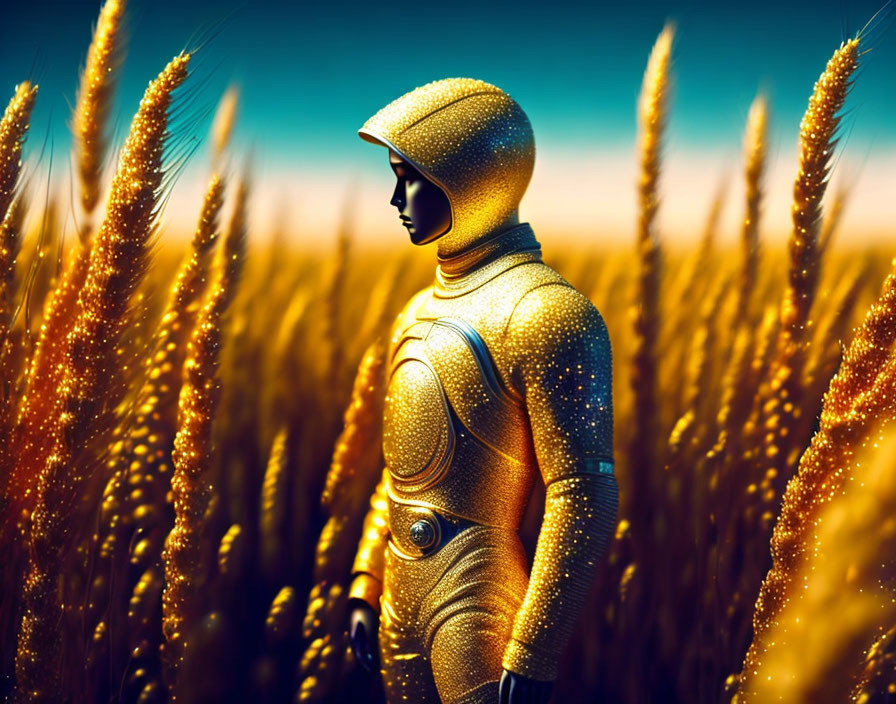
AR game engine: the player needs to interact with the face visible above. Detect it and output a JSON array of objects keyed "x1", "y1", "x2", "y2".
[{"x1": 389, "y1": 150, "x2": 452, "y2": 245}]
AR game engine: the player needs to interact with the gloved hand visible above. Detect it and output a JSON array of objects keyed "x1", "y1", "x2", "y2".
[
  {"x1": 498, "y1": 668, "x2": 553, "y2": 704},
  {"x1": 348, "y1": 601, "x2": 380, "y2": 673}
]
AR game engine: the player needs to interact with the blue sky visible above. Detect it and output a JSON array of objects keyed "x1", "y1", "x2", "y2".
[
  {"x1": 4, "y1": 1, "x2": 895, "y2": 163},
  {"x1": 2, "y1": 0, "x2": 895, "y2": 245}
]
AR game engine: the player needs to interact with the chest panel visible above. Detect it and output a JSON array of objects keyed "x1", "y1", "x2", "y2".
[
  {"x1": 383, "y1": 316, "x2": 529, "y2": 494},
  {"x1": 383, "y1": 350, "x2": 455, "y2": 491}
]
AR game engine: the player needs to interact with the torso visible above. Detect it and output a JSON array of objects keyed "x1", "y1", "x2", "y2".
[{"x1": 383, "y1": 256, "x2": 571, "y2": 557}]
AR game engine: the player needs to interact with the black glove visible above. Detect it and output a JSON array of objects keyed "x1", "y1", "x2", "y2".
[
  {"x1": 498, "y1": 668, "x2": 553, "y2": 704},
  {"x1": 348, "y1": 601, "x2": 380, "y2": 673}
]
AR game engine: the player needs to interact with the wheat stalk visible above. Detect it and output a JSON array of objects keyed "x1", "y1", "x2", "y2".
[
  {"x1": 0, "y1": 195, "x2": 27, "y2": 445},
  {"x1": 629, "y1": 21, "x2": 673, "y2": 507},
  {"x1": 297, "y1": 582, "x2": 346, "y2": 703},
  {"x1": 784, "y1": 39, "x2": 858, "y2": 335},
  {"x1": 14, "y1": 52, "x2": 190, "y2": 702},
  {"x1": 801, "y1": 262, "x2": 865, "y2": 426},
  {"x1": 24, "y1": 200, "x2": 62, "y2": 339},
  {"x1": 268, "y1": 284, "x2": 312, "y2": 421},
  {"x1": 0, "y1": 195, "x2": 26, "y2": 550},
  {"x1": 5, "y1": 0, "x2": 124, "y2": 527},
  {"x1": 296, "y1": 338, "x2": 387, "y2": 701},
  {"x1": 743, "y1": 258, "x2": 896, "y2": 689},
  {"x1": 761, "y1": 38, "x2": 859, "y2": 490},
  {"x1": 82, "y1": 171, "x2": 226, "y2": 694},
  {"x1": 4, "y1": 243, "x2": 91, "y2": 537},
  {"x1": 0, "y1": 82, "x2": 37, "y2": 225},
  {"x1": 739, "y1": 411, "x2": 896, "y2": 702},
  {"x1": 709, "y1": 306, "x2": 777, "y2": 468},
  {"x1": 315, "y1": 338, "x2": 387, "y2": 587},
  {"x1": 820, "y1": 266, "x2": 896, "y2": 420},
  {"x1": 0, "y1": 84, "x2": 37, "y2": 460},
  {"x1": 259, "y1": 425, "x2": 289, "y2": 584},
  {"x1": 211, "y1": 85, "x2": 238, "y2": 166},
  {"x1": 0, "y1": 84, "x2": 35, "y2": 666},
  {"x1": 161, "y1": 175, "x2": 248, "y2": 691},
  {"x1": 0, "y1": 195, "x2": 25, "y2": 327},
  {"x1": 667, "y1": 274, "x2": 730, "y2": 463},
  {"x1": 108, "y1": 172, "x2": 225, "y2": 525},
  {"x1": 73, "y1": 0, "x2": 126, "y2": 226},
  {"x1": 735, "y1": 94, "x2": 767, "y2": 325},
  {"x1": 265, "y1": 586, "x2": 298, "y2": 646}
]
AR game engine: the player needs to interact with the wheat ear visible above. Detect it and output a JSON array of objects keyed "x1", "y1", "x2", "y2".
[
  {"x1": 161, "y1": 175, "x2": 247, "y2": 691},
  {"x1": 735, "y1": 94, "x2": 767, "y2": 325},
  {"x1": 15, "y1": 53, "x2": 190, "y2": 703},
  {"x1": 73, "y1": 0, "x2": 126, "y2": 225},
  {"x1": 629, "y1": 22, "x2": 673, "y2": 491},
  {"x1": 0, "y1": 82, "x2": 37, "y2": 224}
]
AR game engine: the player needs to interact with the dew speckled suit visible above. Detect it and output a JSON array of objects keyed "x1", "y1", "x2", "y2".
[{"x1": 349, "y1": 78, "x2": 618, "y2": 704}]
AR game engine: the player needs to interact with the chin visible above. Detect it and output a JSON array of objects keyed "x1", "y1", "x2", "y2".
[
  {"x1": 410, "y1": 227, "x2": 449, "y2": 247},
  {"x1": 410, "y1": 230, "x2": 433, "y2": 246}
]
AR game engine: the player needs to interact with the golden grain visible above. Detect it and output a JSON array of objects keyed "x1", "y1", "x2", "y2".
[
  {"x1": 629, "y1": 22, "x2": 673, "y2": 501},
  {"x1": 736, "y1": 93, "x2": 767, "y2": 325},
  {"x1": 211, "y1": 85, "x2": 239, "y2": 165},
  {"x1": 72, "y1": 0, "x2": 126, "y2": 224},
  {"x1": 161, "y1": 175, "x2": 247, "y2": 689},
  {"x1": 15, "y1": 52, "x2": 190, "y2": 702},
  {"x1": 0, "y1": 82, "x2": 38, "y2": 224},
  {"x1": 3, "y1": 11, "x2": 895, "y2": 704}
]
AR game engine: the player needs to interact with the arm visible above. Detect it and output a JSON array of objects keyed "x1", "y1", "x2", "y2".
[
  {"x1": 347, "y1": 465, "x2": 390, "y2": 672},
  {"x1": 500, "y1": 283, "x2": 619, "y2": 683},
  {"x1": 348, "y1": 465, "x2": 390, "y2": 610}
]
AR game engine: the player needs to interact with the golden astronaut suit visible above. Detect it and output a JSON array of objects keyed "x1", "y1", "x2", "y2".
[{"x1": 349, "y1": 78, "x2": 618, "y2": 704}]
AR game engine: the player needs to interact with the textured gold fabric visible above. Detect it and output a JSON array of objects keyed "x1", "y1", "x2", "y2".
[
  {"x1": 380, "y1": 525, "x2": 528, "y2": 704},
  {"x1": 351, "y1": 78, "x2": 617, "y2": 698},
  {"x1": 349, "y1": 224, "x2": 617, "y2": 695},
  {"x1": 358, "y1": 77, "x2": 535, "y2": 257}
]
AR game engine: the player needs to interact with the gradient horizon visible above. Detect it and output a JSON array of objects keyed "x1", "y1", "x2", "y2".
[{"x1": 3, "y1": 0, "x2": 896, "y2": 249}]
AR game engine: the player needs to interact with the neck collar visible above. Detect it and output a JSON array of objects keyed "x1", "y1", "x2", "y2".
[{"x1": 434, "y1": 222, "x2": 542, "y2": 296}]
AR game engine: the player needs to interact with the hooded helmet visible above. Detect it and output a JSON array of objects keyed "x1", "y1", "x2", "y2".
[{"x1": 359, "y1": 78, "x2": 535, "y2": 254}]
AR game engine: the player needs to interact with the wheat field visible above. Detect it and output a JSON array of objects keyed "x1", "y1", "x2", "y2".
[{"x1": 1, "y1": 2, "x2": 896, "y2": 703}]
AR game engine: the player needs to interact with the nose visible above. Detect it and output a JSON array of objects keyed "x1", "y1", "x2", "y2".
[{"x1": 391, "y1": 179, "x2": 405, "y2": 210}]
